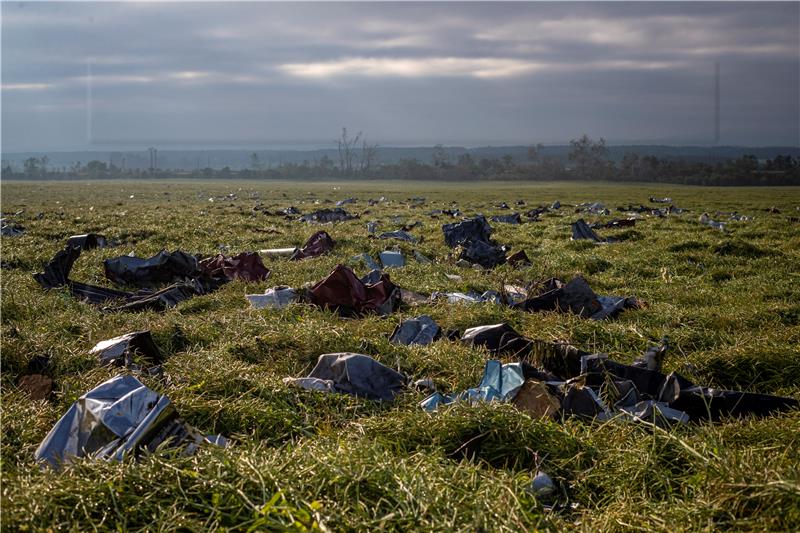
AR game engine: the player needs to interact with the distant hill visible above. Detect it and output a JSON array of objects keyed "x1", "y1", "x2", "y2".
[{"x1": 3, "y1": 145, "x2": 799, "y2": 171}]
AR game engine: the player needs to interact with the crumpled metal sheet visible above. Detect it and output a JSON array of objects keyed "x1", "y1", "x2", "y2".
[
  {"x1": 459, "y1": 240, "x2": 507, "y2": 269},
  {"x1": 461, "y1": 323, "x2": 522, "y2": 354},
  {"x1": 90, "y1": 331, "x2": 164, "y2": 367},
  {"x1": 290, "y1": 231, "x2": 335, "y2": 260},
  {"x1": 246, "y1": 286, "x2": 299, "y2": 309},
  {"x1": 308, "y1": 264, "x2": 400, "y2": 316},
  {"x1": 442, "y1": 216, "x2": 493, "y2": 248},
  {"x1": 34, "y1": 241, "x2": 225, "y2": 312},
  {"x1": 379, "y1": 250, "x2": 405, "y2": 268},
  {"x1": 285, "y1": 353, "x2": 407, "y2": 401},
  {"x1": 421, "y1": 360, "x2": 526, "y2": 411},
  {"x1": 571, "y1": 219, "x2": 607, "y2": 243},
  {"x1": 35, "y1": 375, "x2": 222, "y2": 468},
  {"x1": 390, "y1": 315, "x2": 440, "y2": 346},
  {"x1": 378, "y1": 230, "x2": 417, "y2": 243},
  {"x1": 431, "y1": 290, "x2": 501, "y2": 305},
  {"x1": 199, "y1": 252, "x2": 270, "y2": 281},
  {"x1": 506, "y1": 249, "x2": 531, "y2": 266},
  {"x1": 490, "y1": 213, "x2": 522, "y2": 224},
  {"x1": 299, "y1": 208, "x2": 357, "y2": 223},
  {"x1": 511, "y1": 276, "x2": 639, "y2": 320},
  {"x1": 66, "y1": 233, "x2": 109, "y2": 250},
  {"x1": 1, "y1": 218, "x2": 25, "y2": 237},
  {"x1": 104, "y1": 250, "x2": 200, "y2": 288}
]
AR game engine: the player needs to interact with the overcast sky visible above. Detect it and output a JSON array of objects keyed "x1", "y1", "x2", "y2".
[{"x1": 2, "y1": 1, "x2": 798, "y2": 152}]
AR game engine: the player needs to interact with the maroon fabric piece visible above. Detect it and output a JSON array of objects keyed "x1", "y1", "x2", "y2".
[
  {"x1": 291, "y1": 231, "x2": 336, "y2": 260},
  {"x1": 199, "y1": 252, "x2": 270, "y2": 282},
  {"x1": 308, "y1": 264, "x2": 398, "y2": 315}
]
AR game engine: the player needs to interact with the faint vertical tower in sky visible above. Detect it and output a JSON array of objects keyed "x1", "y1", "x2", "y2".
[{"x1": 714, "y1": 62, "x2": 720, "y2": 145}]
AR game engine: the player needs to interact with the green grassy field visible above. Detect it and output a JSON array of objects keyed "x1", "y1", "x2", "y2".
[{"x1": 2, "y1": 179, "x2": 800, "y2": 532}]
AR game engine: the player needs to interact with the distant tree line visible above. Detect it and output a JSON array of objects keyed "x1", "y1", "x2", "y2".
[{"x1": 3, "y1": 133, "x2": 799, "y2": 186}]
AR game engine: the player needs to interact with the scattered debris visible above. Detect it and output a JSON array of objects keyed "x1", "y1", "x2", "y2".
[
  {"x1": 351, "y1": 253, "x2": 381, "y2": 271},
  {"x1": 260, "y1": 247, "x2": 297, "y2": 257},
  {"x1": 379, "y1": 250, "x2": 405, "y2": 268},
  {"x1": 390, "y1": 315, "x2": 440, "y2": 346},
  {"x1": 35, "y1": 375, "x2": 225, "y2": 469},
  {"x1": 246, "y1": 286, "x2": 299, "y2": 309},
  {"x1": 699, "y1": 213, "x2": 726, "y2": 231},
  {"x1": 431, "y1": 290, "x2": 502, "y2": 305},
  {"x1": 299, "y1": 208, "x2": 357, "y2": 223},
  {"x1": 490, "y1": 213, "x2": 522, "y2": 224},
  {"x1": 571, "y1": 219, "x2": 610, "y2": 243},
  {"x1": 378, "y1": 230, "x2": 417, "y2": 243},
  {"x1": 1, "y1": 219, "x2": 25, "y2": 237},
  {"x1": 422, "y1": 332, "x2": 798, "y2": 424},
  {"x1": 34, "y1": 242, "x2": 225, "y2": 312},
  {"x1": 511, "y1": 276, "x2": 640, "y2": 320},
  {"x1": 105, "y1": 250, "x2": 201, "y2": 288},
  {"x1": 308, "y1": 265, "x2": 400, "y2": 316},
  {"x1": 199, "y1": 252, "x2": 270, "y2": 281},
  {"x1": 589, "y1": 219, "x2": 636, "y2": 229},
  {"x1": 284, "y1": 353, "x2": 406, "y2": 401},
  {"x1": 291, "y1": 231, "x2": 335, "y2": 260},
  {"x1": 506, "y1": 250, "x2": 532, "y2": 266},
  {"x1": 66, "y1": 233, "x2": 110, "y2": 250},
  {"x1": 90, "y1": 331, "x2": 164, "y2": 368},
  {"x1": 649, "y1": 196, "x2": 672, "y2": 203}
]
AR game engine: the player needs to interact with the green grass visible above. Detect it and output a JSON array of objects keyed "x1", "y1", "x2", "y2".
[{"x1": 2, "y1": 179, "x2": 800, "y2": 531}]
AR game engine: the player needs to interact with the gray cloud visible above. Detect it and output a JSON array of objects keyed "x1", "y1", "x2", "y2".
[{"x1": 2, "y1": 1, "x2": 798, "y2": 151}]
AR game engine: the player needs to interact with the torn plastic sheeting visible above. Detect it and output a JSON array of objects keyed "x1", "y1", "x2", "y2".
[
  {"x1": 299, "y1": 208, "x2": 357, "y2": 223},
  {"x1": 590, "y1": 219, "x2": 636, "y2": 229},
  {"x1": 378, "y1": 230, "x2": 417, "y2": 243},
  {"x1": 420, "y1": 360, "x2": 526, "y2": 411},
  {"x1": 246, "y1": 286, "x2": 299, "y2": 309},
  {"x1": 619, "y1": 400, "x2": 689, "y2": 426},
  {"x1": 66, "y1": 233, "x2": 109, "y2": 250},
  {"x1": 379, "y1": 250, "x2": 405, "y2": 268},
  {"x1": 104, "y1": 250, "x2": 201, "y2": 288},
  {"x1": 699, "y1": 213, "x2": 726, "y2": 231},
  {"x1": 35, "y1": 375, "x2": 224, "y2": 469},
  {"x1": 461, "y1": 323, "x2": 522, "y2": 353},
  {"x1": 571, "y1": 219, "x2": 607, "y2": 243},
  {"x1": 1, "y1": 219, "x2": 25, "y2": 237},
  {"x1": 506, "y1": 250, "x2": 531, "y2": 266},
  {"x1": 199, "y1": 252, "x2": 270, "y2": 282},
  {"x1": 413, "y1": 250, "x2": 432, "y2": 264},
  {"x1": 432, "y1": 290, "x2": 501, "y2": 305},
  {"x1": 90, "y1": 331, "x2": 164, "y2": 368},
  {"x1": 390, "y1": 315, "x2": 440, "y2": 346},
  {"x1": 459, "y1": 240, "x2": 507, "y2": 269},
  {"x1": 511, "y1": 276, "x2": 639, "y2": 320},
  {"x1": 351, "y1": 253, "x2": 381, "y2": 271},
  {"x1": 581, "y1": 354, "x2": 800, "y2": 422},
  {"x1": 291, "y1": 230, "x2": 335, "y2": 260},
  {"x1": 308, "y1": 264, "x2": 400, "y2": 316},
  {"x1": 490, "y1": 213, "x2": 522, "y2": 224},
  {"x1": 441, "y1": 216, "x2": 493, "y2": 248},
  {"x1": 285, "y1": 353, "x2": 407, "y2": 401}
]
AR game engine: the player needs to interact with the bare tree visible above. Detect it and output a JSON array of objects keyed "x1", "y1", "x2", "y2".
[
  {"x1": 336, "y1": 127, "x2": 361, "y2": 175},
  {"x1": 360, "y1": 141, "x2": 379, "y2": 173}
]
